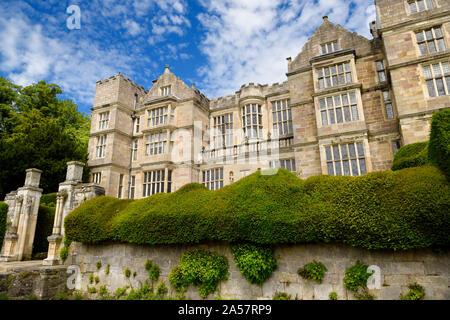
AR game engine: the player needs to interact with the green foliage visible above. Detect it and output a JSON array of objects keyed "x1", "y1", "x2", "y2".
[
  {"x1": 0, "y1": 202, "x2": 7, "y2": 246},
  {"x1": 59, "y1": 246, "x2": 69, "y2": 262},
  {"x1": 169, "y1": 249, "x2": 229, "y2": 299},
  {"x1": 94, "y1": 276, "x2": 100, "y2": 284},
  {"x1": 96, "y1": 261, "x2": 102, "y2": 270},
  {"x1": 33, "y1": 205, "x2": 55, "y2": 254},
  {"x1": 0, "y1": 78, "x2": 91, "y2": 198},
  {"x1": 124, "y1": 268, "x2": 131, "y2": 278},
  {"x1": 329, "y1": 292, "x2": 338, "y2": 300},
  {"x1": 40, "y1": 193, "x2": 57, "y2": 207},
  {"x1": 391, "y1": 142, "x2": 430, "y2": 171},
  {"x1": 65, "y1": 167, "x2": 450, "y2": 250},
  {"x1": 144, "y1": 260, "x2": 160, "y2": 282},
  {"x1": 54, "y1": 292, "x2": 69, "y2": 300},
  {"x1": 115, "y1": 287, "x2": 128, "y2": 298},
  {"x1": 120, "y1": 283, "x2": 176, "y2": 300},
  {"x1": 0, "y1": 293, "x2": 8, "y2": 300},
  {"x1": 344, "y1": 261, "x2": 372, "y2": 292},
  {"x1": 89, "y1": 273, "x2": 94, "y2": 284},
  {"x1": 401, "y1": 283, "x2": 426, "y2": 300},
  {"x1": 72, "y1": 291, "x2": 85, "y2": 300},
  {"x1": 98, "y1": 286, "x2": 108, "y2": 297},
  {"x1": 156, "y1": 283, "x2": 168, "y2": 296},
  {"x1": 297, "y1": 260, "x2": 328, "y2": 284},
  {"x1": 106, "y1": 265, "x2": 110, "y2": 275},
  {"x1": 273, "y1": 292, "x2": 291, "y2": 300},
  {"x1": 27, "y1": 294, "x2": 39, "y2": 300},
  {"x1": 428, "y1": 108, "x2": 450, "y2": 178},
  {"x1": 88, "y1": 287, "x2": 97, "y2": 294},
  {"x1": 354, "y1": 290, "x2": 376, "y2": 300},
  {"x1": 231, "y1": 243, "x2": 277, "y2": 285}
]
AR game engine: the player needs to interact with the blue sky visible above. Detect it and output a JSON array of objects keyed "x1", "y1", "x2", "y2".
[{"x1": 0, "y1": 0, "x2": 375, "y2": 115}]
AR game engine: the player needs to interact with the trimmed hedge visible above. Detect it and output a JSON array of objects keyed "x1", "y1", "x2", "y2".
[
  {"x1": 391, "y1": 142, "x2": 429, "y2": 171},
  {"x1": 40, "y1": 193, "x2": 57, "y2": 207},
  {"x1": 0, "y1": 202, "x2": 8, "y2": 246},
  {"x1": 33, "y1": 205, "x2": 55, "y2": 254},
  {"x1": 429, "y1": 108, "x2": 450, "y2": 178},
  {"x1": 65, "y1": 167, "x2": 450, "y2": 250}
]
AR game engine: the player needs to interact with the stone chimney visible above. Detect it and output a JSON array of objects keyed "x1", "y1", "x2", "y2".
[
  {"x1": 323, "y1": 15, "x2": 328, "y2": 22},
  {"x1": 370, "y1": 21, "x2": 379, "y2": 38}
]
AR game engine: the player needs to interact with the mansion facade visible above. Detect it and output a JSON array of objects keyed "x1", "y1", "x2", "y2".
[{"x1": 88, "y1": 0, "x2": 450, "y2": 199}]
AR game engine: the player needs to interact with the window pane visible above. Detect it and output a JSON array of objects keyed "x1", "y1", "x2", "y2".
[
  {"x1": 325, "y1": 147, "x2": 332, "y2": 161},
  {"x1": 327, "y1": 97, "x2": 333, "y2": 107},
  {"x1": 423, "y1": 66, "x2": 432, "y2": 79},
  {"x1": 417, "y1": 0, "x2": 425, "y2": 11},
  {"x1": 386, "y1": 104, "x2": 394, "y2": 119},
  {"x1": 428, "y1": 41, "x2": 436, "y2": 53},
  {"x1": 333, "y1": 145, "x2": 340, "y2": 160},
  {"x1": 446, "y1": 77, "x2": 450, "y2": 94},
  {"x1": 329, "y1": 109, "x2": 336, "y2": 124},
  {"x1": 351, "y1": 105, "x2": 359, "y2": 120},
  {"x1": 427, "y1": 79, "x2": 436, "y2": 97},
  {"x1": 335, "y1": 162, "x2": 342, "y2": 176},
  {"x1": 437, "y1": 39, "x2": 445, "y2": 51},
  {"x1": 426, "y1": 0, "x2": 434, "y2": 9},
  {"x1": 442, "y1": 62, "x2": 450, "y2": 75},
  {"x1": 418, "y1": 43, "x2": 428, "y2": 55},
  {"x1": 336, "y1": 108, "x2": 343, "y2": 123},
  {"x1": 410, "y1": 2, "x2": 417, "y2": 13},
  {"x1": 343, "y1": 106, "x2": 351, "y2": 122},
  {"x1": 436, "y1": 78, "x2": 445, "y2": 96},
  {"x1": 433, "y1": 64, "x2": 441, "y2": 76},
  {"x1": 327, "y1": 162, "x2": 335, "y2": 176},
  {"x1": 341, "y1": 145, "x2": 349, "y2": 159},
  {"x1": 346, "y1": 72, "x2": 352, "y2": 83},
  {"x1": 349, "y1": 144, "x2": 356, "y2": 158},
  {"x1": 357, "y1": 142, "x2": 365, "y2": 157},
  {"x1": 334, "y1": 96, "x2": 341, "y2": 106},
  {"x1": 359, "y1": 159, "x2": 367, "y2": 175},
  {"x1": 351, "y1": 159, "x2": 359, "y2": 176},
  {"x1": 343, "y1": 160, "x2": 351, "y2": 176}
]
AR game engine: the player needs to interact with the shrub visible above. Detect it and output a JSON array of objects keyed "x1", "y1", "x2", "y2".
[
  {"x1": 156, "y1": 283, "x2": 168, "y2": 296},
  {"x1": 273, "y1": 292, "x2": 291, "y2": 300},
  {"x1": 59, "y1": 246, "x2": 69, "y2": 262},
  {"x1": 96, "y1": 261, "x2": 102, "y2": 270},
  {"x1": 329, "y1": 292, "x2": 338, "y2": 300},
  {"x1": 54, "y1": 292, "x2": 69, "y2": 300},
  {"x1": 232, "y1": 244, "x2": 277, "y2": 285},
  {"x1": 33, "y1": 205, "x2": 55, "y2": 254},
  {"x1": 297, "y1": 260, "x2": 328, "y2": 284},
  {"x1": 0, "y1": 202, "x2": 7, "y2": 246},
  {"x1": 391, "y1": 142, "x2": 429, "y2": 171},
  {"x1": 344, "y1": 261, "x2": 372, "y2": 292},
  {"x1": 105, "y1": 264, "x2": 110, "y2": 275},
  {"x1": 89, "y1": 273, "x2": 94, "y2": 284},
  {"x1": 169, "y1": 249, "x2": 229, "y2": 299},
  {"x1": 65, "y1": 167, "x2": 450, "y2": 250},
  {"x1": 124, "y1": 268, "x2": 131, "y2": 278},
  {"x1": 145, "y1": 260, "x2": 161, "y2": 283},
  {"x1": 94, "y1": 276, "x2": 100, "y2": 284},
  {"x1": 429, "y1": 108, "x2": 450, "y2": 178},
  {"x1": 40, "y1": 193, "x2": 57, "y2": 207},
  {"x1": 115, "y1": 287, "x2": 128, "y2": 298},
  {"x1": 401, "y1": 283, "x2": 426, "y2": 300}
]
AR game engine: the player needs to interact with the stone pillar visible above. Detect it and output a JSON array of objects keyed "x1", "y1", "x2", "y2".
[{"x1": 0, "y1": 169, "x2": 43, "y2": 262}]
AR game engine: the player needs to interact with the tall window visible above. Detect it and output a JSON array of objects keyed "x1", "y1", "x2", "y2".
[
  {"x1": 96, "y1": 135, "x2": 107, "y2": 158},
  {"x1": 132, "y1": 139, "x2": 138, "y2": 161},
  {"x1": 325, "y1": 142, "x2": 367, "y2": 176},
  {"x1": 118, "y1": 174, "x2": 124, "y2": 198},
  {"x1": 99, "y1": 112, "x2": 110, "y2": 130},
  {"x1": 424, "y1": 62, "x2": 450, "y2": 97},
  {"x1": 148, "y1": 107, "x2": 168, "y2": 127},
  {"x1": 383, "y1": 91, "x2": 395, "y2": 119},
  {"x1": 129, "y1": 176, "x2": 135, "y2": 199},
  {"x1": 318, "y1": 62, "x2": 352, "y2": 89},
  {"x1": 409, "y1": 0, "x2": 434, "y2": 13},
  {"x1": 135, "y1": 117, "x2": 140, "y2": 133},
  {"x1": 161, "y1": 86, "x2": 171, "y2": 96},
  {"x1": 143, "y1": 170, "x2": 171, "y2": 197},
  {"x1": 242, "y1": 104, "x2": 263, "y2": 139},
  {"x1": 93, "y1": 172, "x2": 101, "y2": 184},
  {"x1": 269, "y1": 159, "x2": 296, "y2": 172},
  {"x1": 202, "y1": 168, "x2": 224, "y2": 191},
  {"x1": 393, "y1": 140, "x2": 402, "y2": 154},
  {"x1": 319, "y1": 92, "x2": 359, "y2": 126},
  {"x1": 213, "y1": 113, "x2": 233, "y2": 148},
  {"x1": 272, "y1": 99, "x2": 293, "y2": 136},
  {"x1": 376, "y1": 61, "x2": 387, "y2": 82},
  {"x1": 321, "y1": 41, "x2": 339, "y2": 55},
  {"x1": 416, "y1": 27, "x2": 445, "y2": 56},
  {"x1": 145, "y1": 132, "x2": 168, "y2": 156}
]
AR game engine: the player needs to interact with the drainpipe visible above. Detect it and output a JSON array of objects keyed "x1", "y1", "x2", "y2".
[{"x1": 128, "y1": 93, "x2": 138, "y2": 199}]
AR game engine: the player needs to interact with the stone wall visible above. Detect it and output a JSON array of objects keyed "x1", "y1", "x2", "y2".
[{"x1": 68, "y1": 242, "x2": 449, "y2": 300}]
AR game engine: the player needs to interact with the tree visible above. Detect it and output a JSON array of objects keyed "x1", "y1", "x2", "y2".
[{"x1": 0, "y1": 77, "x2": 90, "y2": 198}]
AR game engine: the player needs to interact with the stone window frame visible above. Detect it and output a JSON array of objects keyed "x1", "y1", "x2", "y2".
[
  {"x1": 241, "y1": 103, "x2": 263, "y2": 140},
  {"x1": 147, "y1": 106, "x2": 168, "y2": 128},
  {"x1": 318, "y1": 91, "x2": 361, "y2": 126},
  {"x1": 98, "y1": 111, "x2": 110, "y2": 130},
  {"x1": 271, "y1": 99, "x2": 293, "y2": 137},
  {"x1": 312, "y1": 54, "x2": 358, "y2": 93},
  {"x1": 376, "y1": 60, "x2": 387, "y2": 83},
  {"x1": 324, "y1": 142, "x2": 368, "y2": 177},
  {"x1": 381, "y1": 90, "x2": 396, "y2": 120},
  {"x1": 118, "y1": 174, "x2": 124, "y2": 199},
  {"x1": 422, "y1": 60, "x2": 450, "y2": 98},
  {"x1": 212, "y1": 113, "x2": 234, "y2": 148},
  {"x1": 407, "y1": 0, "x2": 434, "y2": 14},
  {"x1": 415, "y1": 26, "x2": 446, "y2": 56},
  {"x1": 92, "y1": 172, "x2": 102, "y2": 184},
  {"x1": 129, "y1": 175, "x2": 136, "y2": 199},
  {"x1": 321, "y1": 40, "x2": 339, "y2": 55},
  {"x1": 135, "y1": 116, "x2": 140, "y2": 133},
  {"x1": 317, "y1": 61, "x2": 353, "y2": 90},
  {"x1": 145, "y1": 131, "x2": 168, "y2": 156},
  {"x1": 95, "y1": 134, "x2": 107, "y2": 158},
  {"x1": 161, "y1": 85, "x2": 171, "y2": 96},
  {"x1": 202, "y1": 167, "x2": 224, "y2": 191},
  {"x1": 269, "y1": 158, "x2": 297, "y2": 172},
  {"x1": 132, "y1": 139, "x2": 138, "y2": 161},
  {"x1": 143, "y1": 169, "x2": 171, "y2": 197}
]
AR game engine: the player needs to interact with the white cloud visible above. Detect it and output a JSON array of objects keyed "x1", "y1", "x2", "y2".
[
  {"x1": 196, "y1": 0, "x2": 376, "y2": 98},
  {"x1": 123, "y1": 19, "x2": 142, "y2": 36}
]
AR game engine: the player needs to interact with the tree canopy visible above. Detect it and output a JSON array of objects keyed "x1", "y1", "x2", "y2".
[{"x1": 0, "y1": 77, "x2": 90, "y2": 198}]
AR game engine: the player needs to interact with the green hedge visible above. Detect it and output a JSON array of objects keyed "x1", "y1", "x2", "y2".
[
  {"x1": 40, "y1": 193, "x2": 57, "y2": 207},
  {"x1": 33, "y1": 205, "x2": 55, "y2": 254},
  {"x1": 65, "y1": 167, "x2": 450, "y2": 250},
  {"x1": 429, "y1": 108, "x2": 450, "y2": 178},
  {"x1": 391, "y1": 142, "x2": 430, "y2": 171},
  {"x1": 0, "y1": 202, "x2": 8, "y2": 246}
]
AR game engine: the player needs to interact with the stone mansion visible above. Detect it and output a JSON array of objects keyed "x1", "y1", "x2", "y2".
[{"x1": 88, "y1": 0, "x2": 450, "y2": 199}]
